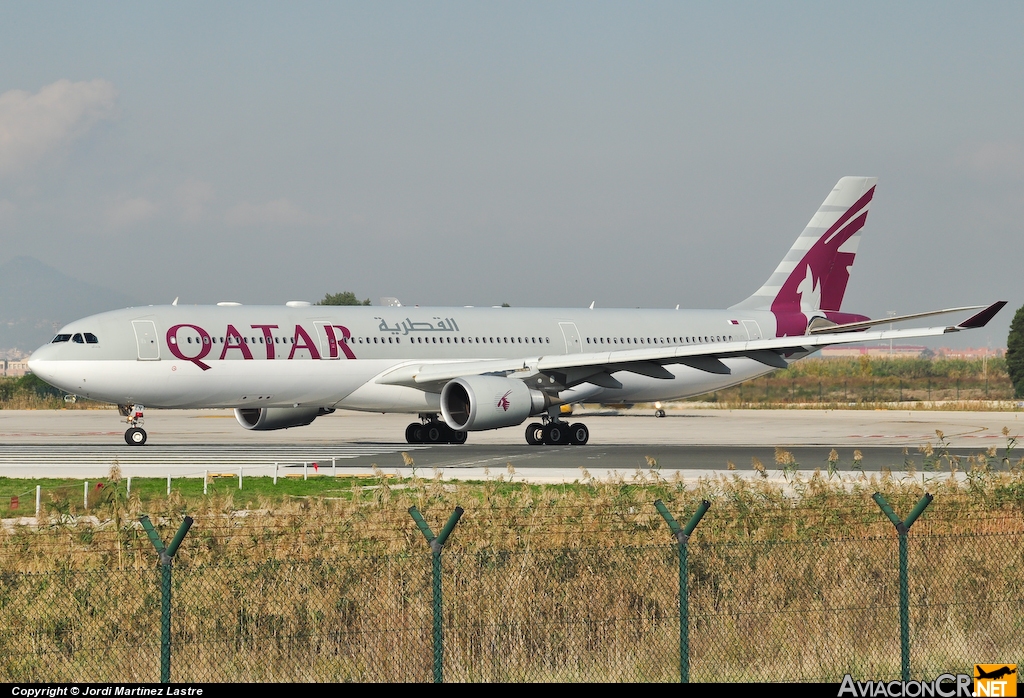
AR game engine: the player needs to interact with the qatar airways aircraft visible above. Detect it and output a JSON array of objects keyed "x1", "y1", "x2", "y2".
[{"x1": 28, "y1": 177, "x2": 1004, "y2": 446}]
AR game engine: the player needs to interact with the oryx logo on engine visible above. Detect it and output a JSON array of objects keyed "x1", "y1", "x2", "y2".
[{"x1": 497, "y1": 390, "x2": 512, "y2": 412}]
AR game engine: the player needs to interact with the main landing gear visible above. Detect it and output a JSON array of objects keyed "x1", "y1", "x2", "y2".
[
  {"x1": 405, "y1": 415, "x2": 468, "y2": 444},
  {"x1": 119, "y1": 404, "x2": 147, "y2": 446},
  {"x1": 525, "y1": 419, "x2": 589, "y2": 446}
]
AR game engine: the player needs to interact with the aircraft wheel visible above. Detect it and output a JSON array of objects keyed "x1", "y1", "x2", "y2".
[
  {"x1": 451, "y1": 429, "x2": 468, "y2": 444},
  {"x1": 405, "y1": 423, "x2": 423, "y2": 444},
  {"x1": 569, "y1": 423, "x2": 589, "y2": 445},
  {"x1": 426, "y1": 424, "x2": 443, "y2": 443},
  {"x1": 545, "y1": 423, "x2": 568, "y2": 445},
  {"x1": 655, "y1": 409, "x2": 666, "y2": 418},
  {"x1": 125, "y1": 427, "x2": 147, "y2": 446},
  {"x1": 525, "y1": 422, "x2": 543, "y2": 445}
]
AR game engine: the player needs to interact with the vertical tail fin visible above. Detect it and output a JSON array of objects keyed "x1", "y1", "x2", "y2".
[{"x1": 730, "y1": 176, "x2": 877, "y2": 335}]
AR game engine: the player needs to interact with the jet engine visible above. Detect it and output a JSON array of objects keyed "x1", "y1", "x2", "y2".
[
  {"x1": 234, "y1": 407, "x2": 334, "y2": 431},
  {"x1": 440, "y1": 375, "x2": 546, "y2": 431}
]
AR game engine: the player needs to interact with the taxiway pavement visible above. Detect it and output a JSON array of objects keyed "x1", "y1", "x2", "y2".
[{"x1": 0, "y1": 406, "x2": 1020, "y2": 483}]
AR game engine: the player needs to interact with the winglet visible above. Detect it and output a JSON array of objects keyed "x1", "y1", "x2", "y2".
[{"x1": 955, "y1": 301, "x2": 1007, "y2": 329}]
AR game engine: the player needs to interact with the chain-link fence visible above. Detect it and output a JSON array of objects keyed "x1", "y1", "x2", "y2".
[{"x1": 0, "y1": 523, "x2": 1020, "y2": 682}]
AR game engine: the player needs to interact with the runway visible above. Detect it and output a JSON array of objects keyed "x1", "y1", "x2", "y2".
[{"x1": 0, "y1": 406, "x2": 1020, "y2": 482}]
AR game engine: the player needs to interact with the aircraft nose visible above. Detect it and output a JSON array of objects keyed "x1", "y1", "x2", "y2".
[{"x1": 27, "y1": 344, "x2": 59, "y2": 382}]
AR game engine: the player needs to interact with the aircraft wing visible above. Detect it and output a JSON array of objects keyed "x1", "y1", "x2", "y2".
[{"x1": 377, "y1": 301, "x2": 1006, "y2": 392}]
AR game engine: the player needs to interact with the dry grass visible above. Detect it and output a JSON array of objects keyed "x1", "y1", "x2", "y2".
[{"x1": 0, "y1": 469, "x2": 1021, "y2": 682}]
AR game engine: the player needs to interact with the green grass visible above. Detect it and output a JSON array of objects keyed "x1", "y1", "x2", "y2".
[{"x1": 0, "y1": 474, "x2": 400, "y2": 519}]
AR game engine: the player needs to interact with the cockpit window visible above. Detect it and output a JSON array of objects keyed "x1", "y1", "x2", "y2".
[
  {"x1": 84, "y1": 333, "x2": 99, "y2": 344},
  {"x1": 52, "y1": 334, "x2": 72, "y2": 343},
  {"x1": 72, "y1": 333, "x2": 85, "y2": 344}
]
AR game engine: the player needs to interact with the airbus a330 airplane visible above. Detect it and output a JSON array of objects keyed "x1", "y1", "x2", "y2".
[{"x1": 28, "y1": 177, "x2": 1004, "y2": 446}]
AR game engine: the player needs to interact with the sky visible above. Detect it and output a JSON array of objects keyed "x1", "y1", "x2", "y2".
[{"x1": 1, "y1": 2, "x2": 1021, "y2": 349}]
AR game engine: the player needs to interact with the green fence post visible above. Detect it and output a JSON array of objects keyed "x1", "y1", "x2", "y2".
[
  {"x1": 140, "y1": 514, "x2": 194, "y2": 684},
  {"x1": 872, "y1": 492, "x2": 932, "y2": 682},
  {"x1": 409, "y1": 505, "x2": 464, "y2": 683},
  {"x1": 655, "y1": 499, "x2": 710, "y2": 683}
]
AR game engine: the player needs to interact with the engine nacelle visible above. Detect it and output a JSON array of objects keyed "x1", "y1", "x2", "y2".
[
  {"x1": 440, "y1": 375, "x2": 546, "y2": 431},
  {"x1": 234, "y1": 407, "x2": 334, "y2": 431}
]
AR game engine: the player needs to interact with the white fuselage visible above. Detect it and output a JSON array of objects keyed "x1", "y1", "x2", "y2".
[{"x1": 28, "y1": 304, "x2": 785, "y2": 412}]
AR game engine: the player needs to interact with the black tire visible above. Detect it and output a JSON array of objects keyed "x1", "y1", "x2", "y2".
[
  {"x1": 545, "y1": 423, "x2": 566, "y2": 445},
  {"x1": 655, "y1": 409, "x2": 666, "y2": 418},
  {"x1": 451, "y1": 430, "x2": 468, "y2": 444},
  {"x1": 569, "y1": 423, "x2": 589, "y2": 445},
  {"x1": 525, "y1": 422, "x2": 543, "y2": 445},
  {"x1": 426, "y1": 425, "x2": 443, "y2": 443},
  {"x1": 125, "y1": 427, "x2": 147, "y2": 446},
  {"x1": 405, "y1": 423, "x2": 422, "y2": 444}
]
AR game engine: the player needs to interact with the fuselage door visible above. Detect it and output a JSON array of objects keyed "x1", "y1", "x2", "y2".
[
  {"x1": 132, "y1": 320, "x2": 160, "y2": 360},
  {"x1": 742, "y1": 320, "x2": 763, "y2": 341},
  {"x1": 313, "y1": 322, "x2": 341, "y2": 359},
  {"x1": 558, "y1": 322, "x2": 583, "y2": 354}
]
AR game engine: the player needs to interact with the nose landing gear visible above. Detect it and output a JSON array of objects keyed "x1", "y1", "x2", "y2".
[{"x1": 120, "y1": 404, "x2": 147, "y2": 446}]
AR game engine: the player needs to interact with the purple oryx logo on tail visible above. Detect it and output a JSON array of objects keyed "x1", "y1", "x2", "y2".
[{"x1": 772, "y1": 185, "x2": 875, "y2": 337}]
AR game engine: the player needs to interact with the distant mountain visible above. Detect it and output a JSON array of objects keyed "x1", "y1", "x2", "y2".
[{"x1": 0, "y1": 257, "x2": 136, "y2": 356}]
